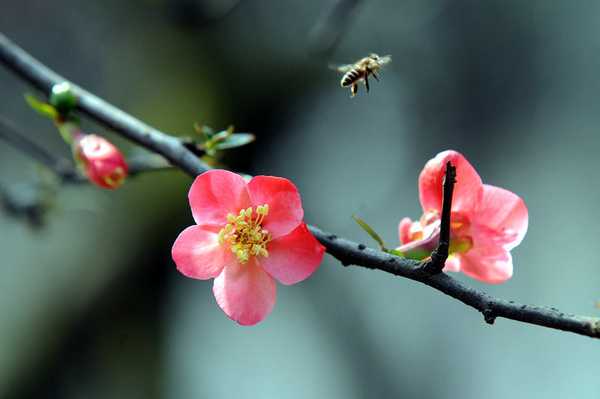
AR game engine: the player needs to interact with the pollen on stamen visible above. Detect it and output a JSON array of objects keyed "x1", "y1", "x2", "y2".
[{"x1": 218, "y1": 204, "x2": 272, "y2": 264}]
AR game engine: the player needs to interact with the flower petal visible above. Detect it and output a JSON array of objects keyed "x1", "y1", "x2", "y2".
[
  {"x1": 474, "y1": 184, "x2": 528, "y2": 250},
  {"x1": 419, "y1": 150, "x2": 483, "y2": 214},
  {"x1": 443, "y1": 255, "x2": 461, "y2": 272},
  {"x1": 213, "y1": 259, "x2": 277, "y2": 326},
  {"x1": 247, "y1": 176, "x2": 303, "y2": 238},
  {"x1": 398, "y1": 217, "x2": 413, "y2": 244},
  {"x1": 259, "y1": 223, "x2": 324, "y2": 285},
  {"x1": 395, "y1": 219, "x2": 440, "y2": 260},
  {"x1": 459, "y1": 246, "x2": 513, "y2": 284},
  {"x1": 171, "y1": 225, "x2": 231, "y2": 279},
  {"x1": 188, "y1": 170, "x2": 251, "y2": 228}
]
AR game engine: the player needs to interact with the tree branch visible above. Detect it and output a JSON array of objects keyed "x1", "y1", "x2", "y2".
[{"x1": 2, "y1": 32, "x2": 599, "y2": 339}]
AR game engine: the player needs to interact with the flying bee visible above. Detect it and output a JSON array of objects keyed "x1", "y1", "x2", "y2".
[{"x1": 333, "y1": 53, "x2": 392, "y2": 97}]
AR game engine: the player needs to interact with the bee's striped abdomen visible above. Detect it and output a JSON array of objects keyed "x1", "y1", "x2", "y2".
[{"x1": 341, "y1": 68, "x2": 363, "y2": 87}]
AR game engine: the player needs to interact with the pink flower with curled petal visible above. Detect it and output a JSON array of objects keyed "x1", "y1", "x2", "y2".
[
  {"x1": 172, "y1": 170, "x2": 325, "y2": 325},
  {"x1": 397, "y1": 150, "x2": 528, "y2": 284}
]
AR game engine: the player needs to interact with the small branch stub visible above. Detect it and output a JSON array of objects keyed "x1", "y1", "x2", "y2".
[{"x1": 422, "y1": 161, "x2": 456, "y2": 274}]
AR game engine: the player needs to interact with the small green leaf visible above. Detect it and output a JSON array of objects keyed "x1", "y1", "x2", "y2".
[
  {"x1": 201, "y1": 126, "x2": 215, "y2": 138},
  {"x1": 211, "y1": 129, "x2": 232, "y2": 143},
  {"x1": 385, "y1": 249, "x2": 404, "y2": 257},
  {"x1": 214, "y1": 133, "x2": 256, "y2": 150},
  {"x1": 403, "y1": 249, "x2": 431, "y2": 261},
  {"x1": 352, "y1": 215, "x2": 387, "y2": 250},
  {"x1": 193, "y1": 123, "x2": 214, "y2": 141},
  {"x1": 25, "y1": 94, "x2": 58, "y2": 120}
]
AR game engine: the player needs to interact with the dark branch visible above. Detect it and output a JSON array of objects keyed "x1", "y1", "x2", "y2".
[
  {"x1": 308, "y1": 226, "x2": 600, "y2": 338},
  {"x1": 423, "y1": 161, "x2": 456, "y2": 273},
  {"x1": 2, "y1": 32, "x2": 600, "y2": 339}
]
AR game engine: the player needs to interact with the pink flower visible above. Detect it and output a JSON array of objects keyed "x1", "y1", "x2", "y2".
[
  {"x1": 171, "y1": 170, "x2": 325, "y2": 325},
  {"x1": 74, "y1": 134, "x2": 128, "y2": 189},
  {"x1": 397, "y1": 150, "x2": 528, "y2": 284}
]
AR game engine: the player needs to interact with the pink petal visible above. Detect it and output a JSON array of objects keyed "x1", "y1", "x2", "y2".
[
  {"x1": 419, "y1": 150, "x2": 483, "y2": 214},
  {"x1": 474, "y1": 184, "x2": 528, "y2": 250},
  {"x1": 259, "y1": 223, "x2": 325, "y2": 285},
  {"x1": 188, "y1": 170, "x2": 251, "y2": 228},
  {"x1": 171, "y1": 225, "x2": 231, "y2": 279},
  {"x1": 459, "y1": 246, "x2": 513, "y2": 284},
  {"x1": 247, "y1": 176, "x2": 303, "y2": 238},
  {"x1": 398, "y1": 217, "x2": 413, "y2": 244},
  {"x1": 443, "y1": 255, "x2": 461, "y2": 272},
  {"x1": 213, "y1": 259, "x2": 277, "y2": 326},
  {"x1": 395, "y1": 219, "x2": 440, "y2": 259}
]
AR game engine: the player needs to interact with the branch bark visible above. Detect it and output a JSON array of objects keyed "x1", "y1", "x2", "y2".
[
  {"x1": 2, "y1": 32, "x2": 599, "y2": 339},
  {"x1": 423, "y1": 161, "x2": 456, "y2": 274}
]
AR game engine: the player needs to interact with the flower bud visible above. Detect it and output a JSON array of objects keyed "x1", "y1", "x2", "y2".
[
  {"x1": 49, "y1": 82, "x2": 77, "y2": 115},
  {"x1": 73, "y1": 134, "x2": 128, "y2": 189}
]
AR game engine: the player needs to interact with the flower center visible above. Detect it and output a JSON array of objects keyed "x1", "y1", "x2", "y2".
[{"x1": 217, "y1": 204, "x2": 271, "y2": 264}]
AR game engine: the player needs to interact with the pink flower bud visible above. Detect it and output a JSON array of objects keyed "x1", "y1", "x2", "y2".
[{"x1": 74, "y1": 134, "x2": 128, "y2": 189}]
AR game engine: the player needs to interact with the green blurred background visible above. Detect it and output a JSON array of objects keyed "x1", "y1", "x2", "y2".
[{"x1": 1, "y1": 0, "x2": 600, "y2": 397}]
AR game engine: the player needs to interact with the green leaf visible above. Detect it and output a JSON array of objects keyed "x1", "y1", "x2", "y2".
[
  {"x1": 25, "y1": 94, "x2": 58, "y2": 120},
  {"x1": 385, "y1": 249, "x2": 404, "y2": 257},
  {"x1": 352, "y1": 215, "x2": 387, "y2": 250},
  {"x1": 193, "y1": 123, "x2": 213, "y2": 141},
  {"x1": 211, "y1": 129, "x2": 232, "y2": 143},
  {"x1": 214, "y1": 133, "x2": 256, "y2": 150}
]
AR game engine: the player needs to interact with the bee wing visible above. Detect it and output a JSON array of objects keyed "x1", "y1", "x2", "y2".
[
  {"x1": 330, "y1": 63, "x2": 354, "y2": 73},
  {"x1": 379, "y1": 55, "x2": 392, "y2": 65}
]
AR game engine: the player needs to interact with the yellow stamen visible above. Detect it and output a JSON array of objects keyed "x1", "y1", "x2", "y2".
[
  {"x1": 449, "y1": 236, "x2": 473, "y2": 254},
  {"x1": 218, "y1": 203, "x2": 272, "y2": 264}
]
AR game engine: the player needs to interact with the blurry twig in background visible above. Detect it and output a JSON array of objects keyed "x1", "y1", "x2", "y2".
[
  {"x1": 166, "y1": 0, "x2": 243, "y2": 29},
  {"x1": 0, "y1": 116, "x2": 77, "y2": 181},
  {"x1": 2, "y1": 32, "x2": 600, "y2": 339},
  {"x1": 308, "y1": 0, "x2": 364, "y2": 57}
]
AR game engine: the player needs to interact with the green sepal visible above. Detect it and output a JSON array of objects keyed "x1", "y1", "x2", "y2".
[
  {"x1": 56, "y1": 121, "x2": 79, "y2": 145},
  {"x1": 352, "y1": 215, "x2": 387, "y2": 251},
  {"x1": 214, "y1": 133, "x2": 255, "y2": 150},
  {"x1": 49, "y1": 82, "x2": 77, "y2": 114},
  {"x1": 25, "y1": 94, "x2": 58, "y2": 120}
]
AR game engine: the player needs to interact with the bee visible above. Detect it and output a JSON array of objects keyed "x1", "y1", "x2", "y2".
[{"x1": 333, "y1": 53, "x2": 392, "y2": 97}]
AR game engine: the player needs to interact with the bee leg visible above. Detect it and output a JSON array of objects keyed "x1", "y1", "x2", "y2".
[
  {"x1": 371, "y1": 70, "x2": 380, "y2": 81},
  {"x1": 351, "y1": 83, "x2": 358, "y2": 97},
  {"x1": 365, "y1": 73, "x2": 370, "y2": 92}
]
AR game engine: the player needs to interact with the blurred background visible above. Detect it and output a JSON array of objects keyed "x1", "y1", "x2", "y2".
[{"x1": 1, "y1": 0, "x2": 600, "y2": 397}]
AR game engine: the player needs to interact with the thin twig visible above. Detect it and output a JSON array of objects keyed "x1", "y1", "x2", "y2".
[
  {"x1": 423, "y1": 161, "x2": 456, "y2": 273},
  {"x1": 2, "y1": 32, "x2": 600, "y2": 339}
]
